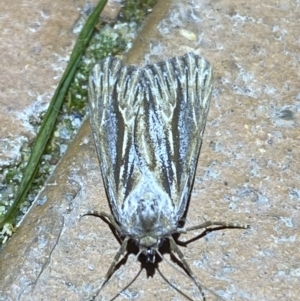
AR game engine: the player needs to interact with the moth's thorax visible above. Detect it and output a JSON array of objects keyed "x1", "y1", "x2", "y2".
[{"x1": 120, "y1": 184, "x2": 178, "y2": 240}]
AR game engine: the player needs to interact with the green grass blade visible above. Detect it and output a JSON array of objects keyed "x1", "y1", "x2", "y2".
[{"x1": 0, "y1": 0, "x2": 108, "y2": 229}]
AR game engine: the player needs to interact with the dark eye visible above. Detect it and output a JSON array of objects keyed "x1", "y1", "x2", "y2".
[{"x1": 146, "y1": 248, "x2": 155, "y2": 263}]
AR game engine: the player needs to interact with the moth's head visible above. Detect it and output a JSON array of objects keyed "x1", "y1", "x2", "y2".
[{"x1": 138, "y1": 236, "x2": 162, "y2": 263}]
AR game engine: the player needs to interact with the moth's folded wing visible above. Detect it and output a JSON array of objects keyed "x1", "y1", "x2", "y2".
[
  {"x1": 88, "y1": 57, "x2": 143, "y2": 214},
  {"x1": 135, "y1": 53, "x2": 213, "y2": 218}
]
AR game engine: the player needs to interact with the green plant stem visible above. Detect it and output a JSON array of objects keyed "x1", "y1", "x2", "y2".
[{"x1": 0, "y1": 0, "x2": 108, "y2": 229}]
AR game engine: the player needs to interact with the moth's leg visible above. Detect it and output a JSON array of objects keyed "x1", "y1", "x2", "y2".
[
  {"x1": 90, "y1": 236, "x2": 130, "y2": 301},
  {"x1": 171, "y1": 221, "x2": 249, "y2": 301},
  {"x1": 80, "y1": 210, "x2": 122, "y2": 233},
  {"x1": 185, "y1": 221, "x2": 250, "y2": 232},
  {"x1": 169, "y1": 236, "x2": 206, "y2": 301},
  {"x1": 80, "y1": 211, "x2": 128, "y2": 300},
  {"x1": 156, "y1": 264, "x2": 197, "y2": 301}
]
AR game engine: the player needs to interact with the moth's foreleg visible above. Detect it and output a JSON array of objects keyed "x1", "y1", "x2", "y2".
[
  {"x1": 169, "y1": 236, "x2": 206, "y2": 301},
  {"x1": 80, "y1": 210, "x2": 122, "y2": 233},
  {"x1": 90, "y1": 236, "x2": 130, "y2": 301},
  {"x1": 185, "y1": 221, "x2": 250, "y2": 232}
]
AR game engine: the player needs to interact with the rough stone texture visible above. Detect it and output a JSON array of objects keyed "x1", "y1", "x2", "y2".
[
  {"x1": 1, "y1": 0, "x2": 300, "y2": 301},
  {"x1": 0, "y1": 0, "x2": 119, "y2": 166}
]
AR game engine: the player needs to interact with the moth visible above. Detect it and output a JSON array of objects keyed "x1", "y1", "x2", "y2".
[{"x1": 84, "y1": 53, "x2": 248, "y2": 300}]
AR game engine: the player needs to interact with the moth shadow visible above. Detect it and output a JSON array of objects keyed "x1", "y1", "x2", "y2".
[
  {"x1": 98, "y1": 211, "x2": 230, "y2": 276},
  {"x1": 176, "y1": 225, "x2": 231, "y2": 246},
  {"x1": 113, "y1": 239, "x2": 165, "y2": 278},
  {"x1": 110, "y1": 225, "x2": 228, "y2": 280}
]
